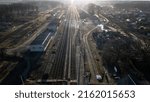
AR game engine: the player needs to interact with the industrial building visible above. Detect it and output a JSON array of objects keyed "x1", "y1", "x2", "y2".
[
  {"x1": 29, "y1": 17, "x2": 59, "y2": 52},
  {"x1": 47, "y1": 18, "x2": 59, "y2": 32},
  {"x1": 47, "y1": 24, "x2": 57, "y2": 32},
  {"x1": 30, "y1": 30, "x2": 52, "y2": 52}
]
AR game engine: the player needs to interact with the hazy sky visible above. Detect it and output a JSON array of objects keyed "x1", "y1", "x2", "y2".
[{"x1": 0, "y1": 0, "x2": 150, "y2": 3}]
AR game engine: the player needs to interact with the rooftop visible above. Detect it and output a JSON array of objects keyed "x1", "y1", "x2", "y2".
[{"x1": 31, "y1": 29, "x2": 52, "y2": 45}]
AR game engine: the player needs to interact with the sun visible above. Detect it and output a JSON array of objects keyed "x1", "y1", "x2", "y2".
[
  {"x1": 71, "y1": 0, "x2": 74, "y2": 4},
  {"x1": 69, "y1": 0, "x2": 95, "y2": 5}
]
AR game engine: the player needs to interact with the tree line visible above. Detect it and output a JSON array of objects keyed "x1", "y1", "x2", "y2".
[{"x1": 0, "y1": 3, "x2": 39, "y2": 22}]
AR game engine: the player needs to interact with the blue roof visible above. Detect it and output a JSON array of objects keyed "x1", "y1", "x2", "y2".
[{"x1": 31, "y1": 29, "x2": 52, "y2": 45}]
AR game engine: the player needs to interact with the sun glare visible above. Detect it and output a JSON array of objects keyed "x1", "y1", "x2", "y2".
[
  {"x1": 71, "y1": 0, "x2": 74, "y2": 4},
  {"x1": 69, "y1": 0, "x2": 95, "y2": 5}
]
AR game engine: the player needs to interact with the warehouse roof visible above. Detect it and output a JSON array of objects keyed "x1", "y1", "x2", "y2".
[{"x1": 31, "y1": 29, "x2": 52, "y2": 45}]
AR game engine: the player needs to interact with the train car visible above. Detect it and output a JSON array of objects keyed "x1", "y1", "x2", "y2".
[{"x1": 30, "y1": 30, "x2": 52, "y2": 52}]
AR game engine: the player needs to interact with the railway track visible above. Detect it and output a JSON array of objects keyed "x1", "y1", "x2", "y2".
[
  {"x1": 41, "y1": 6, "x2": 79, "y2": 84},
  {"x1": 48, "y1": 16, "x2": 69, "y2": 80},
  {"x1": 27, "y1": 6, "x2": 80, "y2": 84}
]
